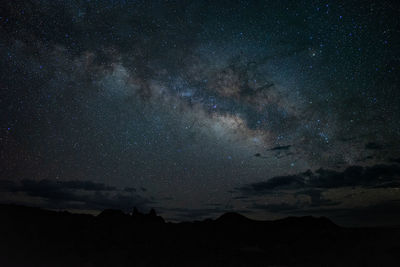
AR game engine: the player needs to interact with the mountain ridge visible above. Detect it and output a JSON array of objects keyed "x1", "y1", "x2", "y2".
[{"x1": 0, "y1": 203, "x2": 399, "y2": 266}]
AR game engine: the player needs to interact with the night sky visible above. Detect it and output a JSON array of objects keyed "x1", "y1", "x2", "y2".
[{"x1": 1, "y1": 0, "x2": 400, "y2": 226}]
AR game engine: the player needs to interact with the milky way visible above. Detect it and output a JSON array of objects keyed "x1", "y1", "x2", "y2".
[{"x1": 1, "y1": 0, "x2": 400, "y2": 225}]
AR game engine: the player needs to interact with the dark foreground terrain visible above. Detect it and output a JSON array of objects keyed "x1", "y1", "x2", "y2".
[{"x1": 0, "y1": 204, "x2": 399, "y2": 266}]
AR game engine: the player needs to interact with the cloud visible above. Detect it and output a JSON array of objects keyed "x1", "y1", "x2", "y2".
[
  {"x1": 239, "y1": 173, "x2": 307, "y2": 194},
  {"x1": 238, "y1": 164, "x2": 400, "y2": 196},
  {"x1": 233, "y1": 163, "x2": 400, "y2": 220},
  {"x1": 295, "y1": 189, "x2": 340, "y2": 207},
  {"x1": 124, "y1": 187, "x2": 137, "y2": 193},
  {"x1": 1, "y1": 179, "x2": 116, "y2": 193},
  {"x1": 365, "y1": 142, "x2": 383, "y2": 150},
  {"x1": 390, "y1": 157, "x2": 400, "y2": 164},
  {"x1": 47, "y1": 180, "x2": 117, "y2": 191},
  {"x1": 251, "y1": 202, "x2": 300, "y2": 213},
  {"x1": 0, "y1": 179, "x2": 151, "y2": 211},
  {"x1": 288, "y1": 200, "x2": 400, "y2": 227},
  {"x1": 269, "y1": 145, "x2": 291, "y2": 151}
]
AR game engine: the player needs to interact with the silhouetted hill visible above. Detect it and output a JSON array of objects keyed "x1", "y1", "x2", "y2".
[
  {"x1": 215, "y1": 212, "x2": 253, "y2": 224},
  {"x1": 0, "y1": 204, "x2": 399, "y2": 266},
  {"x1": 98, "y1": 208, "x2": 128, "y2": 219}
]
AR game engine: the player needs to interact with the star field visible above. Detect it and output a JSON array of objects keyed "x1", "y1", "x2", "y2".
[{"x1": 1, "y1": 0, "x2": 399, "y2": 225}]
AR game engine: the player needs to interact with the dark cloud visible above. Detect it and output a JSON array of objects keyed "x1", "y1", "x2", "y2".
[
  {"x1": 234, "y1": 164, "x2": 400, "y2": 222},
  {"x1": 365, "y1": 142, "x2": 383, "y2": 150},
  {"x1": 239, "y1": 174, "x2": 306, "y2": 194},
  {"x1": 289, "y1": 200, "x2": 400, "y2": 227},
  {"x1": 251, "y1": 202, "x2": 299, "y2": 213},
  {"x1": 246, "y1": 189, "x2": 340, "y2": 214},
  {"x1": 1, "y1": 179, "x2": 116, "y2": 193},
  {"x1": 233, "y1": 196, "x2": 249, "y2": 200},
  {"x1": 269, "y1": 145, "x2": 291, "y2": 151},
  {"x1": 0, "y1": 179, "x2": 151, "y2": 211},
  {"x1": 295, "y1": 189, "x2": 340, "y2": 207},
  {"x1": 254, "y1": 153, "x2": 268, "y2": 159},
  {"x1": 124, "y1": 187, "x2": 137, "y2": 193},
  {"x1": 390, "y1": 158, "x2": 400, "y2": 164},
  {"x1": 238, "y1": 164, "x2": 400, "y2": 196},
  {"x1": 358, "y1": 155, "x2": 375, "y2": 162},
  {"x1": 57, "y1": 180, "x2": 117, "y2": 191}
]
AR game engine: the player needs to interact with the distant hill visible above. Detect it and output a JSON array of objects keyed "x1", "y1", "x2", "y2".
[{"x1": 0, "y1": 204, "x2": 399, "y2": 266}]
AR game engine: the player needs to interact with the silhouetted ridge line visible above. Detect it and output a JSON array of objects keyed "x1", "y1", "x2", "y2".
[
  {"x1": 130, "y1": 207, "x2": 165, "y2": 223},
  {"x1": 0, "y1": 204, "x2": 340, "y2": 226},
  {"x1": 96, "y1": 207, "x2": 165, "y2": 223},
  {"x1": 215, "y1": 212, "x2": 253, "y2": 224},
  {"x1": 1, "y1": 204, "x2": 399, "y2": 266},
  {"x1": 98, "y1": 209, "x2": 128, "y2": 219}
]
